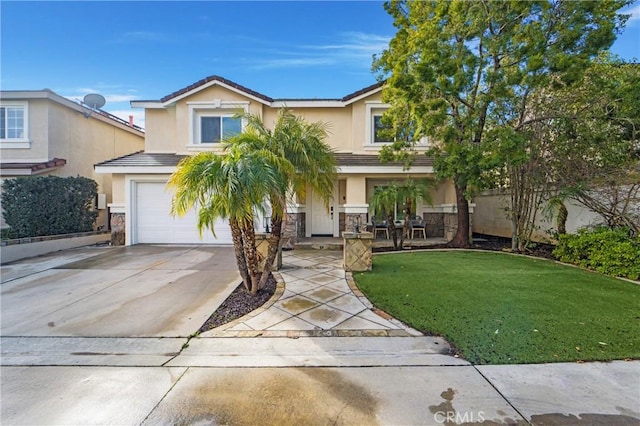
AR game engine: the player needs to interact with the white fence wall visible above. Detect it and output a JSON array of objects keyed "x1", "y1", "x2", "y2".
[{"x1": 473, "y1": 190, "x2": 602, "y2": 242}]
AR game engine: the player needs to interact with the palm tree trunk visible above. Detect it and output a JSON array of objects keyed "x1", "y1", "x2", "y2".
[
  {"x1": 387, "y1": 212, "x2": 399, "y2": 250},
  {"x1": 258, "y1": 214, "x2": 282, "y2": 289},
  {"x1": 557, "y1": 202, "x2": 568, "y2": 235},
  {"x1": 229, "y1": 219, "x2": 251, "y2": 292},
  {"x1": 240, "y1": 219, "x2": 261, "y2": 295},
  {"x1": 402, "y1": 197, "x2": 411, "y2": 248}
]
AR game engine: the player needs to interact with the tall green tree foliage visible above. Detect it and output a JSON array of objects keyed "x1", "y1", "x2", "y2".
[
  {"x1": 538, "y1": 58, "x2": 640, "y2": 233},
  {"x1": 374, "y1": 0, "x2": 630, "y2": 247}
]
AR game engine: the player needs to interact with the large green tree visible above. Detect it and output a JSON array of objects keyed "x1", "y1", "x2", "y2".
[
  {"x1": 373, "y1": 0, "x2": 631, "y2": 247},
  {"x1": 233, "y1": 108, "x2": 337, "y2": 289},
  {"x1": 530, "y1": 57, "x2": 640, "y2": 234}
]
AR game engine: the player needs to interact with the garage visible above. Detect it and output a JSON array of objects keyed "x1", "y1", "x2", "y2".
[{"x1": 134, "y1": 181, "x2": 233, "y2": 244}]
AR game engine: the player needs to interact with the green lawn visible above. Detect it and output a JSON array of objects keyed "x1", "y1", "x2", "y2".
[{"x1": 354, "y1": 251, "x2": 640, "y2": 365}]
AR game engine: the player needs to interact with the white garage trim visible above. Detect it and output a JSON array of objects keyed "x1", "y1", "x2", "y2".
[{"x1": 125, "y1": 175, "x2": 233, "y2": 245}]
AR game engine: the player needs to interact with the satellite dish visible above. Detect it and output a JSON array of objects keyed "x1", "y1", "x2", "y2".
[
  {"x1": 82, "y1": 93, "x2": 106, "y2": 118},
  {"x1": 83, "y1": 93, "x2": 106, "y2": 109}
]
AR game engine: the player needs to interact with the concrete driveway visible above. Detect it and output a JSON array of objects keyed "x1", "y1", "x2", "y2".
[{"x1": 1, "y1": 245, "x2": 240, "y2": 337}]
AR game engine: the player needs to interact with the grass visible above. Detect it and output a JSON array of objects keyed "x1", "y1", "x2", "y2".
[{"x1": 353, "y1": 250, "x2": 640, "y2": 365}]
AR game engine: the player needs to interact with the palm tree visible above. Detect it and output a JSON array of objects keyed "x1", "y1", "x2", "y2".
[
  {"x1": 368, "y1": 178, "x2": 434, "y2": 250},
  {"x1": 232, "y1": 108, "x2": 338, "y2": 288},
  {"x1": 168, "y1": 146, "x2": 281, "y2": 294}
]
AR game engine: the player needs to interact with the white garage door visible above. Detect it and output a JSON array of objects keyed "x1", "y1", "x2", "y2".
[{"x1": 135, "y1": 182, "x2": 233, "y2": 244}]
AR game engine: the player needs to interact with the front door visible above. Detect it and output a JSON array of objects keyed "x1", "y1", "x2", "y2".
[{"x1": 310, "y1": 189, "x2": 335, "y2": 236}]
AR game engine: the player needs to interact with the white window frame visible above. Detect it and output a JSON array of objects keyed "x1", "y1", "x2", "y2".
[
  {"x1": 187, "y1": 100, "x2": 249, "y2": 149},
  {"x1": 365, "y1": 102, "x2": 391, "y2": 146},
  {"x1": 364, "y1": 101, "x2": 429, "y2": 149},
  {"x1": 0, "y1": 101, "x2": 30, "y2": 149}
]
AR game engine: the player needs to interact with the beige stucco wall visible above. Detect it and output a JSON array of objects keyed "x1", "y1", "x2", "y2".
[
  {"x1": 110, "y1": 174, "x2": 126, "y2": 206},
  {"x1": 144, "y1": 86, "x2": 267, "y2": 154},
  {"x1": 144, "y1": 108, "x2": 176, "y2": 153},
  {"x1": 350, "y1": 93, "x2": 382, "y2": 154},
  {"x1": 0, "y1": 99, "x2": 50, "y2": 161},
  {"x1": 1, "y1": 96, "x2": 144, "y2": 230},
  {"x1": 286, "y1": 107, "x2": 352, "y2": 152}
]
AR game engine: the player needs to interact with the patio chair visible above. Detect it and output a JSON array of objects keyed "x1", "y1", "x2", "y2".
[
  {"x1": 371, "y1": 216, "x2": 389, "y2": 239},
  {"x1": 409, "y1": 215, "x2": 427, "y2": 239}
]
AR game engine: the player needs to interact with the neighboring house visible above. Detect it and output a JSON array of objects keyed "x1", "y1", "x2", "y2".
[
  {"x1": 95, "y1": 76, "x2": 467, "y2": 246},
  {"x1": 0, "y1": 89, "x2": 145, "y2": 230}
]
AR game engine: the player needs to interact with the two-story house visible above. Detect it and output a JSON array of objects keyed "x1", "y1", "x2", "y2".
[
  {"x1": 0, "y1": 89, "x2": 145, "y2": 230},
  {"x1": 95, "y1": 76, "x2": 463, "y2": 246}
]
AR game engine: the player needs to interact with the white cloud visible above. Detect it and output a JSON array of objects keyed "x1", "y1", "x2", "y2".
[
  {"x1": 307, "y1": 32, "x2": 391, "y2": 57},
  {"x1": 625, "y1": 3, "x2": 640, "y2": 23},
  {"x1": 249, "y1": 57, "x2": 336, "y2": 70},
  {"x1": 244, "y1": 31, "x2": 391, "y2": 71},
  {"x1": 63, "y1": 87, "x2": 140, "y2": 105}
]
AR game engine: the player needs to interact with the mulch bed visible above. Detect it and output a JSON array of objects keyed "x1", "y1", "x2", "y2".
[
  {"x1": 197, "y1": 235, "x2": 555, "y2": 334},
  {"x1": 197, "y1": 274, "x2": 276, "y2": 334}
]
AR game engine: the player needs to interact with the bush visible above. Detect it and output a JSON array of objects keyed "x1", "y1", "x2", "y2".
[
  {"x1": 553, "y1": 227, "x2": 640, "y2": 280},
  {"x1": 1, "y1": 176, "x2": 98, "y2": 239}
]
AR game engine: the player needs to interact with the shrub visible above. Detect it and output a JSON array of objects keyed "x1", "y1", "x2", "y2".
[
  {"x1": 1, "y1": 176, "x2": 98, "y2": 239},
  {"x1": 553, "y1": 227, "x2": 640, "y2": 280}
]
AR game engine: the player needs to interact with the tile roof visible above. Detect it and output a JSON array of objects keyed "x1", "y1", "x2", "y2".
[
  {"x1": 151, "y1": 75, "x2": 385, "y2": 105},
  {"x1": 160, "y1": 75, "x2": 274, "y2": 104},
  {"x1": 95, "y1": 151, "x2": 433, "y2": 168},
  {"x1": 340, "y1": 81, "x2": 385, "y2": 102},
  {"x1": 94, "y1": 151, "x2": 185, "y2": 167},
  {"x1": 0, "y1": 158, "x2": 67, "y2": 173},
  {"x1": 334, "y1": 153, "x2": 433, "y2": 167}
]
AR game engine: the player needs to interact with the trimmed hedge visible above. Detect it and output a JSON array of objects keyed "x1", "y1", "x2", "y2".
[
  {"x1": 553, "y1": 227, "x2": 640, "y2": 280},
  {"x1": 2, "y1": 176, "x2": 98, "y2": 239}
]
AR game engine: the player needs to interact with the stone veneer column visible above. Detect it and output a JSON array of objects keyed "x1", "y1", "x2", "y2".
[
  {"x1": 444, "y1": 213, "x2": 457, "y2": 241},
  {"x1": 344, "y1": 213, "x2": 368, "y2": 234},
  {"x1": 110, "y1": 213, "x2": 125, "y2": 246},
  {"x1": 342, "y1": 231, "x2": 373, "y2": 272},
  {"x1": 282, "y1": 212, "x2": 305, "y2": 250}
]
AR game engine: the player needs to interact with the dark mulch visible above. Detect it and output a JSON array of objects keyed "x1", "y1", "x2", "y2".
[{"x1": 197, "y1": 274, "x2": 277, "y2": 334}]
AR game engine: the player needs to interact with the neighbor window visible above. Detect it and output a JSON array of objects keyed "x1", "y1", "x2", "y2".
[
  {"x1": 199, "y1": 115, "x2": 241, "y2": 143},
  {"x1": 0, "y1": 105, "x2": 26, "y2": 140}
]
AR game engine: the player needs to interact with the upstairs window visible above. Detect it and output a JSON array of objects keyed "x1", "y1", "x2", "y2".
[
  {"x1": 366, "y1": 102, "x2": 429, "y2": 148},
  {"x1": 372, "y1": 114, "x2": 392, "y2": 143},
  {"x1": 188, "y1": 100, "x2": 248, "y2": 147},
  {"x1": 199, "y1": 115, "x2": 241, "y2": 143},
  {"x1": 0, "y1": 104, "x2": 26, "y2": 140}
]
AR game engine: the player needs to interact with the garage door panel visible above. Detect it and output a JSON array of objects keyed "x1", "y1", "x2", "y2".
[{"x1": 135, "y1": 182, "x2": 232, "y2": 245}]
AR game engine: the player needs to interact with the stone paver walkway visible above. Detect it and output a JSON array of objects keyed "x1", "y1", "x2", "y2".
[{"x1": 201, "y1": 249, "x2": 422, "y2": 337}]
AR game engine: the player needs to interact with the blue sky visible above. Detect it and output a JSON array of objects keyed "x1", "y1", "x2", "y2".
[{"x1": 2, "y1": 1, "x2": 639, "y2": 128}]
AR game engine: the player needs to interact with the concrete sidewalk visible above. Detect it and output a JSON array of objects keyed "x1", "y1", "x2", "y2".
[{"x1": 1, "y1": 246, "x2": 639, "y2": 425}]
